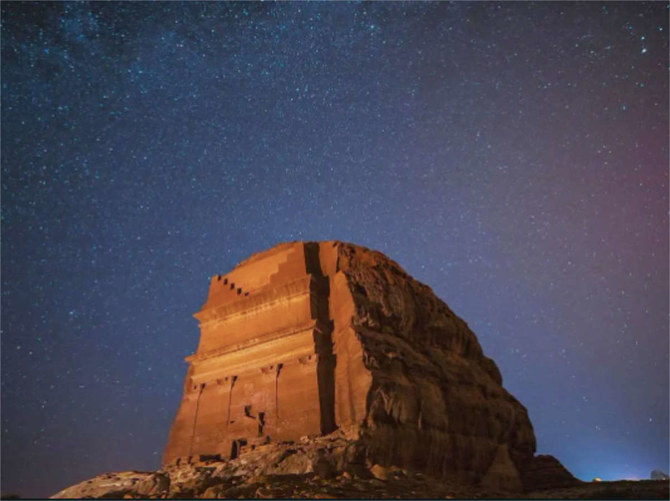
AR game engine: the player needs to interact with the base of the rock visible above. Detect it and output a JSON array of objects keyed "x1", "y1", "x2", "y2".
[
  {"x1": 51, "y1": 430, "x2": 669, "y2": 499},
  {"x1": 51, "y1": 470, "x2": 670, "y2": 500}
]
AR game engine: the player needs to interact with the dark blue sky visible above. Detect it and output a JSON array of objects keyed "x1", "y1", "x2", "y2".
[{"x1": 1, "y1": 2, "x2": 668, "y2": 497}]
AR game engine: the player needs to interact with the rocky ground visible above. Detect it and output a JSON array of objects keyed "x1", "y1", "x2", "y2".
[
  {"x1": 50, "y1": 429, "x2": 669, "y2": 499},
  {"x1": 50, "y1": 467, "x2": 670, "y2": 500},
  {"x1": 525, "y1": 480, "x2": 669, "y2": 500}
]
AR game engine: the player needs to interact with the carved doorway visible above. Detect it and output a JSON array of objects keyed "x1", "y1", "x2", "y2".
[{"x1": 230, "y1": 438, "x2": 247, "y2": 460}]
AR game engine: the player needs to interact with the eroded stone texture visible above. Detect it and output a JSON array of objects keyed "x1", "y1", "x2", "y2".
[
  {"x1": 333, "y1": 243, "x2": 537, "y2": 488},
  {"x1": 163, "y1": 241, "x2": 539, "y2": 489}
]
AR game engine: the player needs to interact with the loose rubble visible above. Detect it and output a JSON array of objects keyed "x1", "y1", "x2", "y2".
[
  {"x1": 53, "y1": 428, "x2": 669, "y2": 499},
  {"x1": 53, "y1": 429, "x2": 502, "y2": 499}
]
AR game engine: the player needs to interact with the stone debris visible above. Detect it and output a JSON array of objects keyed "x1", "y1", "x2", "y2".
[
  {"x1": 51, "y1": 426, "x2": 610, "y2": 499},
  {"x1": 369, "y1": 464, "x2": 389, "y2": 481}
]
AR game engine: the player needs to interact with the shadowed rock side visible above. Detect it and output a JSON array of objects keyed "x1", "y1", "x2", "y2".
[{"x1": 333, "y1": 243, "x2": 537, "y2": 490}]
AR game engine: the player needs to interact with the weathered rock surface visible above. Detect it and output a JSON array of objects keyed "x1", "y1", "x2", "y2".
[
  {"x1": 335, "y1": 243, "x2": 537, "y2": 488},
  {"x1": 51, "y1": 471, "x2": 170, "y2": 499}
]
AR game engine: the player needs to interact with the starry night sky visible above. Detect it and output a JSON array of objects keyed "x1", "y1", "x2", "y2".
[{"x1": 1, "y1": 2, "x2": 668, "y2": 497}]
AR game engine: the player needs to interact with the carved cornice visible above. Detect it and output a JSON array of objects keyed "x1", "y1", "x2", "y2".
[
  {"x1": 194, "y1": 275, "x2": 318, "y2": 324},
  {"x1": 186, "y1": 320, "x2": 329, "y2": 363}
]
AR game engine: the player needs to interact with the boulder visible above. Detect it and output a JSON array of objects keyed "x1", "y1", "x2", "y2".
[
  {"x1": 521, "y1": 454, "x2": 581, "y2": 491},
  {"x1": 369, "y1": 464, "x2": 390, "y2": 481},
  {"x1": 51, "y1": 471, "x2": 169, "y2": 499}
]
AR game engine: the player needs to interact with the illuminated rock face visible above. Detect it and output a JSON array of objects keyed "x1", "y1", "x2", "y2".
[
  {"x1": 163, "y1": 241, "x2": 537, "y2": 488},
  {"x1": 163, "y1": 242, "x2": 365, "y2": 464}
]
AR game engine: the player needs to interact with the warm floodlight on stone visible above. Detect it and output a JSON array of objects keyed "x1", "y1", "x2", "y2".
[{"x1": 163, "y1": 241, "x2": 568, "y2": 491}]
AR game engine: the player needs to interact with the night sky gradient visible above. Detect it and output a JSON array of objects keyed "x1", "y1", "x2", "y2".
[{"x1": 1, "y1": 2, "x2": 668, "y2": 498}]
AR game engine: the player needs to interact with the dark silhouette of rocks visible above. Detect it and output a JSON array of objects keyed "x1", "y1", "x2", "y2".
[
  {"x1": 651, "y1": 469, "x2": 669, "y2": 480},
  {"x1": 521, "y1": 455, "x2": 580, "y2": 490}
]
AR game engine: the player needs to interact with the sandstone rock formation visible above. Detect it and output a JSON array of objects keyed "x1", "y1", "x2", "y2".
[{"x1": 162, "y1": 241, "x2": 549, "y2": 491}]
